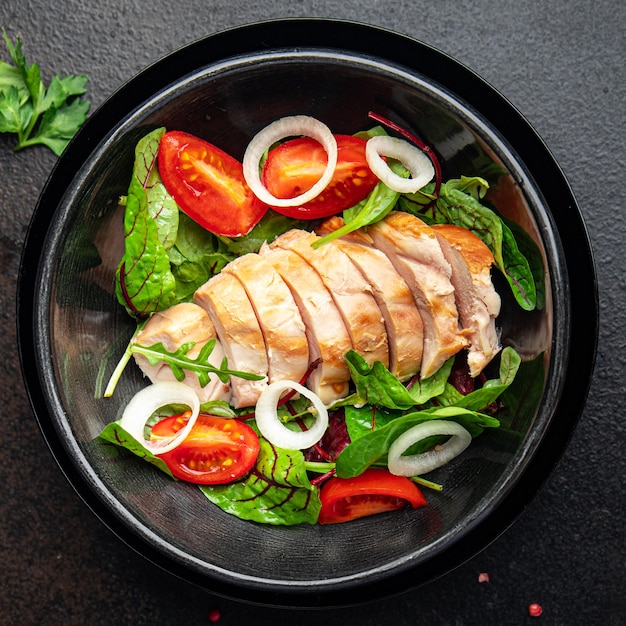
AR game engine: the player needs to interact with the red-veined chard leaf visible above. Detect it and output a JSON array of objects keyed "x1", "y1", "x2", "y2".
[
  {"x1": 115, "y1": 127, "x2": 178, "y2": 316},
  {"x1": 200, "y1": 438, "x2": 321, "y2": 525}
]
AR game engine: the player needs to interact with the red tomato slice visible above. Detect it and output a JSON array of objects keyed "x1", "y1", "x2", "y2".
[
  {"x1": 261, "y1": 134, "x2": 379, "y2": 219},
  {"x1": 158, "y1": 130, "x2": 268, "y2": 237},
  {"x1": 152, "y1": 413, "x2": 260, "y2": 485},
  {"x1": 318, "y1": 468, "x2": 427, "y2": 524}
]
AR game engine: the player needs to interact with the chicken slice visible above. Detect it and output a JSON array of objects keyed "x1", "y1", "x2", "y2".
[
  {"x1": 194, "y1": 272, "x2": 268, "y2": 408},
  {"x1": 270, "y1": 229, "x2": 389, "y2": 369},
  {"x1": 369, "y1": 213, "x2": 468, "y2": 378},
  {"x1": 133, "y1": 302, "x2": 232, "y2": 403},
  {"x1": 316, "y1": 217, "x2": 423, "y2": 381},
  {"x1": 259, "y1": 243, "x2": 352, "y2": 404},
  {"x1": 431, "y1": 224, "x2": 501, "y2": 376},
  {"x1": 222, "y1": 252, "x2": 310, "y2": 386}
]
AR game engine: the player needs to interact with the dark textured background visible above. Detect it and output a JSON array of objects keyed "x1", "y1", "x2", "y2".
[{"x1": 1, "y1": 1, "x2": 624, "y2": 624}]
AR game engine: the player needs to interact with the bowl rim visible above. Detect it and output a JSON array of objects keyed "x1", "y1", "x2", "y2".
[{"x1": 17, "y1": 18, "x2": 598, "y2": 608}]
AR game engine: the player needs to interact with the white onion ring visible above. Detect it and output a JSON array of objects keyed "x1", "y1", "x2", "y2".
[
  {"x1": 387, "y1": 420, "x2": 472, "y2": 476},
  {"x1": 242, "y1": 115, "x2": 338, "y2": 207},
  {"x1": 119, "y1": 381, "x2": 200, "y2": 455},
  {"x1": 366, "y1": 135, "x2": 435, "y2": 193},
  {"x1": 255, "y1": 380, "x2": 329, "y2": 450}
]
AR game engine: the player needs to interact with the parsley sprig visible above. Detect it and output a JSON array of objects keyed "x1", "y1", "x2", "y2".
[{"x1": 0, "y1": 30, "x2": 90, "y2": 155}]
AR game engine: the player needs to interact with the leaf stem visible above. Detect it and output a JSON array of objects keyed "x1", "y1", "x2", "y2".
[{"x1": 410, "y1": 475, "x2": 443, "y2": 492}]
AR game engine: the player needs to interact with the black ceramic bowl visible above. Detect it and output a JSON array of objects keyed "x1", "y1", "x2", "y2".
[{"x1": 17, "y1": 19, "x2": 597, "y2": 607}]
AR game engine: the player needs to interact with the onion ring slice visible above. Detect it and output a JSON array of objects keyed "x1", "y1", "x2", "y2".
[
  {"x1": 366, "y1": 135, "x2": 435, "y2": 194},
  {"x1": 388, "y1": 420, "x2": 472, "y2": 476},
  {"x1": 243, "y1": 115, "x2": 338, "y2": 207},
  {"x1": 255, "y1": 380, "x2": 329, "y2": 450},
  {"x1": 119, "y1": 381, "x2": 200, "y2": 454}
]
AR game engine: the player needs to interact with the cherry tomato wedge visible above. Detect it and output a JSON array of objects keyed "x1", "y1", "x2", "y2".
[
  {"x1": 261, "y1": 134, "x2": 379, "y2": 219},
  {"x1": 318, "y1": 468, "x2": 426, "y2": 524},
  {"x1": 152, "y1": 413, "x2": 260, "y2": 485},
  {"x1": 158, "y1": 130, "x2": 268, "y2": 237}
]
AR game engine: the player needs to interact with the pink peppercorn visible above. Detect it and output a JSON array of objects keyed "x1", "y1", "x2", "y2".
[
  {"x1": 528, "y1": 603, "x2": 543, "y2": 617},
  {"x1": 208, "y1": 608, "x2": 221, "y2": 622}
]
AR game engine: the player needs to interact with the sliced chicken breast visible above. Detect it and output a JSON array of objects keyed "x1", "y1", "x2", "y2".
[
  {"x1": 431, "y1": 224, "x2": 501, "y2": 376},
  {"x1": 259, "y1": 243, "x2": 352, "y2": 404},
  {"x1": 316, "y1": 217, "x2": 423, "y2": 381},
  {"x1": 133, "y1": 302, "x2": 232, "y2": 403},
  {"x1": 194, "y1": 272, "x2": 268, "y2": 408},
  {"x1": 270, "y1": 228, "x2": 389, "y2": 369},
  {"x1": 222, "y1": 252, "x2": 310, "y2": 386},
  {"x1": 369, "y1": 213, "x2": 468, "y2": 378}
]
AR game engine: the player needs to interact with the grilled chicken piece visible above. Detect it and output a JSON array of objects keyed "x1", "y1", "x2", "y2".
[
  {"x1": 368, "y1": 212, "x2": 468, "y2": 378},
  {"x1": 222, "y1": 252, "x2": 309, "y2": 386},
  {"x1": 259, "y1": 244, "x2": 352, "y2": 404},
  {"x1": 432, "y1": 224, "x2": 501, "y2": 376},
  {"x1": 270, "y1": 229, "x2": 389, "y2": 369},
  {"x1": 316, "y1": 217, "x2": 423, "y2": 381},
  {"x1": 133, "y1": 302, "x2": 232, "y2": 403},
  {"x1": 194, "y1": 272, "x2": 268, "y2": 408}
]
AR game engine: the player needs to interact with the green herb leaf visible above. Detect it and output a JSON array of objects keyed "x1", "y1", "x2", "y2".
[
  {"x1": 0, "y1": 30, "x2": 90, "y2": 155},
  {"x1": 200, "y1": 438, "x2": 321, "y2": 525}
]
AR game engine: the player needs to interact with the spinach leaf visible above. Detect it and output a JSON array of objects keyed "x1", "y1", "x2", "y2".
[
  {"x1": 168, "y1": 212, "x2": 234, "y2": 301},
  {"x1": 219, "y1": 209, "x2": 308, "y2": 256},
  {"x1": 344, "y1": 350, "x2": 454, "y2": 410},
  {"x1": 201, "y1": 438, "x2": 321, "y2": 525},
  {"x1": 336, "y1": 406, "x2": 500, "y2": 479},
  {"x1": 439, "y1": 347, "x2": 521, "y2": 411},
  {"x1": 500, "y1": 219, "x2": 537, "y2": 311},
  {"x1": 502, "y1": 216, "x2": 546, "y2": 310},
  {"x1": 400, "y1": 176, "x2": 538, "y2": 311},
  {"x1": 98, "y1": 421, "x2": 174, "y2": 478},
  {"x1": 311, "y1": 161, "x2": 407, "y2": 248}
]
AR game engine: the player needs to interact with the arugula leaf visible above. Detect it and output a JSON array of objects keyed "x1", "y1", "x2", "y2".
[
  {"x1": 336, "y1": 406, "x2": 500, "y2": 479},
  {"x1": 130, "y1": 340, "x2": 265, "y2": 386},
  {"x1": 200, "y1": 438, "x2": 321, "y2": 525},
  {"x1": 0, "y1": 30, "x2": 89, "y2": 155}
]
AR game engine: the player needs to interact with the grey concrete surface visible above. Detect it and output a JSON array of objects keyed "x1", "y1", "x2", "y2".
[{"x1": 1, "y1": 1, "x2": 624, "y2": 624}]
